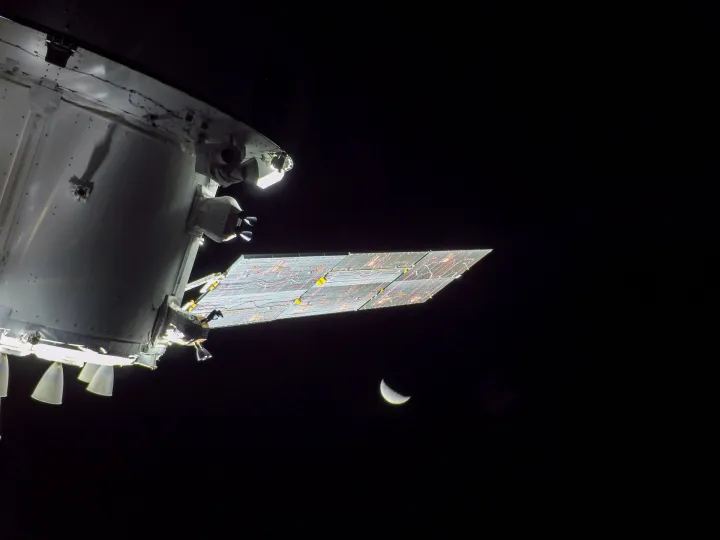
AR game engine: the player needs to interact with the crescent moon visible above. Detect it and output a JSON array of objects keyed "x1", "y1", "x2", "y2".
[{"x1": 380, "y1": 379, "x2": 411, "y2": 405}]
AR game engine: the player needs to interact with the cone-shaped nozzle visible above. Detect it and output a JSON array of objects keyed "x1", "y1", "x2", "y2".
[
  {"x1": 243, "y1": 216, "x2": 257, "y2": 227},
  {"x1": 239, "y1": 231, "x2": 253, "y2": 242},
  {"x1": 194, "y1": 342, "x2": 212, "y2": 362},
  {"x1": 78, "y1": 363, "x2": 100, "y2": 383},
  {"x1": 87, "y1": 366, "x2": 114, "y2": 397},
  {"x1": 31, "y1": 362, "x2": 64, "y2": 405},
  {"x1": 0, "y1": 353, "x2": 8, "y2": 398}
]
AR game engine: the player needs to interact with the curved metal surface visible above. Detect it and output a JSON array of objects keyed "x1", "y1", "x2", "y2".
[
  {"x1": 0, "y1": 91, "x2": 198, "y2": 352},
  {"x1": 192, "y1": 251, "x2": 492, "y2": 328},
  {"x1": 0, "y1": 18, "x2": 285, "y2": 158}
]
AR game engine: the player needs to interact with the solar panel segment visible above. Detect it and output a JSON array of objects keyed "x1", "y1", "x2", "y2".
[{"x1": 190, "y1": 250, "x2": 489, "y2": 328}]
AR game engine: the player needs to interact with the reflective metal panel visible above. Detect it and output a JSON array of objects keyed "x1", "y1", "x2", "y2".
[
  {"x1": 278, "y1": 283, "x2": 386, "y2": 319},
  {"x1": 0, "y1": 78, "x2": 31, "y2": 199},
  {"x1": 194, "y1": 290, "x2": 299, "y2": 315},
  {"x1": 332, "y1": 252, "x2": 428, "y2": 272},
  {"x1": 360, "y1": 279, "x2": 455, "y2": 310},
  {"x1": 191, "y1": 250, "x2": 491, "y2": 326},
  {"x1": 217, "y1": 255, "x2": 346, "y2": 294},
  {"x1": 0, "y1": 98, "x2": 197, "y2": 346},
  {"x1": 277, "y1": 267, "x2": 402, "y2": 319},
  {"x1": 191, "y1": 255, "x2": 347, "y2": 325},
  {"x1": 0, "y1": 18, "x2": 285, "y2": 157},
  {"x1": 193, "y1": 289, "x2": 298, "y2": 328},
  {"x1": 324, "y1": 269, "x2": 404, "y2": 286},
  {"x1": 397, "y1": 249, "x2": 492, "y2": 281},
  {"x1": 208, "y1": 304, "x2": 291, "y2": 328}
]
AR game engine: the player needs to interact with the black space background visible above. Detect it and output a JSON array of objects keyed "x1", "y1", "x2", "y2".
[{"x1": 0, "y1": 3, "x2": 713, "y2": 532}]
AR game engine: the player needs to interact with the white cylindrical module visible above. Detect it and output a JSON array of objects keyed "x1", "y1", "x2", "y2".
[
  {"x1": 0, "y1": 93, "x2": 199, "y2": 358},
  {"x1": 0, "y1": 17, "x2": 288, "y2": 369}
]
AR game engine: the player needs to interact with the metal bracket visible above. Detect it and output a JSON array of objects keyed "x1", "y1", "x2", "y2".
[
  {"x1": 68, "y1": 175, "x2": 94, "y2": 201},
  {"x1": 44, "y1": 33, "x2": 77, "y2": 69}
]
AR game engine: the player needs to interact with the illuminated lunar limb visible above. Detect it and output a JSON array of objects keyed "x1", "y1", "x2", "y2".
[{"x1": 380, "y1": 379, "x2": 411, "y2": 405}]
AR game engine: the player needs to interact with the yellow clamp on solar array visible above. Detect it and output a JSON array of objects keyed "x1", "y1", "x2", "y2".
[
  {"x1": 315, "y1": 276, "x2": 328, "y2": 286},
  {"x1": 208, "y1": 281, "x2": 219, "y2": 292},
  {"x1": 294, "y1": 298, "x2": 302, "y2": 304},
  {"x1": 185, "y1": 300, "x2": 197, "y2": 311},
  {"x1": 403, "y1": 269, "x2": 409, "y2": 274}
]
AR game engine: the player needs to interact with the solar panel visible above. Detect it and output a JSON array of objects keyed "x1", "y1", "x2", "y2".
[
  {"x1": 332, "y1": 252, "x2": 428, "y2": 272},
  {"x1": 397, "y1": 249, "x2": 492, "y2": 281},
  {"x1": 212, "y1": 254, "x2": 346, "y2": 294},
  {"x1": 325, "y1": 269, "x2": 405, "y2": 286},
  {"x1": 195, "y1": 290, "x2": 300, "y2": 328},
  {"x1": 360, "y1": 278, "x2": 454, "y2": 310},
  {"x1": 278, "y1": 269, "x2": 403, "y2": 320},
  {"x1": 209, "y1": 304, "x2": 292, "y2": 328},
  {"x1": 190, "y1": 249, "x2": 490, "y2": 328},
  {"x1": 190, "y1": 254, "x2": 346, "y2": 328}
]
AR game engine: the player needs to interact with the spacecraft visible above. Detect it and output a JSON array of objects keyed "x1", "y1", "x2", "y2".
[{"x1": 0, "y1": 17, "x2": 491, "y2": 416}]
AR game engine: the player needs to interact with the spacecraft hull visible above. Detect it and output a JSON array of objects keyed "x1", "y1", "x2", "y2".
[{"x1": 0, "y1": 17, "x2": 272, "y2": 366}]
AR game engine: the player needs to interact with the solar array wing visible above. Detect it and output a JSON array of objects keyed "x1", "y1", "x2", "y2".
[
  {"x1": 190, "y1": 250, "x2": 490, "y2": 328},
  {"x1": 359, "y1": 278, "x2": 454, "y2": 310},
  {"x1": 396, "y1": 250, "x2": 491, "y2": 281},
  {"x1": 278, "y1": 268, "x2": 403, "y2": 320},
  {"x1": 190, "y1": 254, "x2": 346, "y2": 328},
  {"x1": 332, "y1": 252, "x2": 428, "y2": 271},
  {"x1": 361, "y1": 249, "x2": 492, "y2": 310}
]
